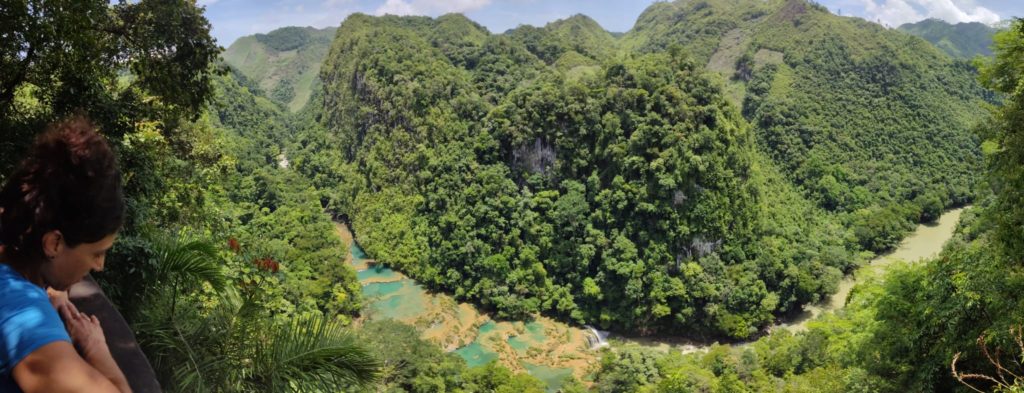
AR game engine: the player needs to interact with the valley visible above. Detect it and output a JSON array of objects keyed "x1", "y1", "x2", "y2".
[
  {"x1": 4, "y1": 0, "x2": 1020, "y2": 391},
  {"x1": 337, "y1": 206, "x2": 966, "y2": 390}
]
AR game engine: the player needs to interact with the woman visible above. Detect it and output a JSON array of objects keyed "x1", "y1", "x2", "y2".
[{"x1": 0, "y1": 116, "x2": 131, "y2": 392}]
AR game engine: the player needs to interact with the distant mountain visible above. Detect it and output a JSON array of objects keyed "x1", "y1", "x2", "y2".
[
  {"x1": 223, "y1": 26, "x2": 336, "y2": 111},
  {"x1": 898, "y1": 18, "x2": 996, "y2": 59}
]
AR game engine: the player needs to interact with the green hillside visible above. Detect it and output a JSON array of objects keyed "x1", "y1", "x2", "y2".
[
  {"x1": 898, "y1": 18, "x2": 997, "y2": 59},
  {"x1": 223, "y1": 26, "x2": 336, "y2": 111},
  {"x1": 301, "y1": 12, "x2": 855, "y2": 340},
  {"x1": 623, "y1": 0, "x2": 989, "y2": 251}
]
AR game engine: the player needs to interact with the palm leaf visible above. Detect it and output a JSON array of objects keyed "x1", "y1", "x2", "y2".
[
  {"x1": 135, "y1": 234, "x2": 379, "y2": 392},
  {"x1": 151, "y1": 236, "x2": 227, "y2": 291},
  {"x1": 260, "y1": 314, "x2": 380, "y2": 392}
]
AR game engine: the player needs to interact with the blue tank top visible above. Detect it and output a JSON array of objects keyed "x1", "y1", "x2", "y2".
[{"x1": 0, "y1": 263, "x2": 71, "y2": 392}]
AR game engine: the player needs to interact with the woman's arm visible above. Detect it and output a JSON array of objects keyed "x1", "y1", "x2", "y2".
[
  {"x1": 60, "y1": 300, "x2": 131, "y2": 392},
  {"x1": 12, "y1": 340, "x2": 124, "y2": 393},
  {"x1": 16, "y1": 293, "x2": 131, "y2": 393}
]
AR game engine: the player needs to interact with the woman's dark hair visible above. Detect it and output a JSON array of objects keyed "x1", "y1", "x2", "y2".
[{"x1": 0, "y1": 115, "x2": 125, "y2": 267}]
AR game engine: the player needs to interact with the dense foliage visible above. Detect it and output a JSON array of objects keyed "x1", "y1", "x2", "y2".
[
  {"x1": 504, "y1": 14, "x2": 617, "y2": 65},
  {"x1": 0, "y1": 1, "x2": 381, "y2": 390},
  {"x1": 134, "y1": 236, "x2": 379, "y2": 392},
  {"x1": 0, "y1": 0, "x2": 220, "y2": 161}
]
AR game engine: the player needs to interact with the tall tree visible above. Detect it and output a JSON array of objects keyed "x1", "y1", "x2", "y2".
[
  {"x1": 0, "y1": 0, "x2": 221, "y2": 173},
  {"x1": 977, "y1": 19, "x2": 1024, "y2": 261}
]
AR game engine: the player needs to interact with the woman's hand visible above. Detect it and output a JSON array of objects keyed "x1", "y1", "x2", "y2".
[
  {"x1": 49, "y1": 301, "x2": 131, "y2": 392},
  {"x1": 57, "y1": 301, "x2": 110, "y2": 361}
]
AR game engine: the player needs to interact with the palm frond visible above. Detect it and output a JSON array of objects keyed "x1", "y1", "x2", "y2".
[
  {"x1": 151, "y1": 236, "x2": 227, "y2": 291},
  {"x1": 261, "y1": 314, "x2": 381, "y2": 392},
  {"x1": 134, "y1": 233, "x2": 379, "y2": 392}
]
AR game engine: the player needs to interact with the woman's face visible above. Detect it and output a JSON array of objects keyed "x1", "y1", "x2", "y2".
[{"x1": 43, "y1": 232, "x2": 117, "y2": 291}]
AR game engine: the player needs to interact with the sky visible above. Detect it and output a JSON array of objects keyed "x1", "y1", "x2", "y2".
[{"x1": 200, "y1": 0, "x2": 1024, "y2": 47}]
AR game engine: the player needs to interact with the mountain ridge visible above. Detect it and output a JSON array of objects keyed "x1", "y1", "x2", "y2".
[{"x1": 898, "y1": 18, "x2": 997, "y2": 59}]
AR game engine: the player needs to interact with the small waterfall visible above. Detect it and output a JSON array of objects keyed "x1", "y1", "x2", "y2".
[{"x1": 584, "y1": 325, "x2": 609, "y2": 350}]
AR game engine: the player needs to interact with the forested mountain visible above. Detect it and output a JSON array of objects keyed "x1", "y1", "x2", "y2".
[
  {"x1": 285, "y1": 0, "x2": 994, "y2": 342},
  {"x1": 297, "y1": 11, "x2": 855, "y2": 340},
  {"x1": 898, "y1": 18, "x2": 997, "y2": 59},
  {"x1": 238, "y1": 0, "x2": 993, "y2": 257},
  {"x1": 223, "y1": 26, "x2": 336, "y2": 111},
  {"x1": 623, "y1": 0, "x2": 989, "y2": 252},
  {"x1": 593, "y1": 20, "x2": 1024, "y2": 392}
]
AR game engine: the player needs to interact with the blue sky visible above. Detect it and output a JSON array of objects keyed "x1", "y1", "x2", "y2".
[{"x1": 201, "y1": 0, "x2": 1024, "y2": 47}]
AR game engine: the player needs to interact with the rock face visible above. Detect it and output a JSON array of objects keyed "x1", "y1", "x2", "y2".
[{"x1": 512, "y1": 137, "x2": 556, "y2": 176}]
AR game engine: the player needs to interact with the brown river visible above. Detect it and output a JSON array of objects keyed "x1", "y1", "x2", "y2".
[{"x1": 782, "y1": 206, "x2": 966, "y2": 332}]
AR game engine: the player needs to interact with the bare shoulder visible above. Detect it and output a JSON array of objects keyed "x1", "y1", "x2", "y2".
[{"x1": 11, "y1": 341, "x2": 119, "y2": 393}]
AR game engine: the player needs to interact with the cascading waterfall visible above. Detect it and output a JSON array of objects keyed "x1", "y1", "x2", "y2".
[{"x1": 584, "y1": 325, "x2": 609, "y2": 350}]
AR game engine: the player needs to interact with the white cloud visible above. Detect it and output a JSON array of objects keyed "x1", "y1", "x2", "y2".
[
  {"x1": 374, "y1": 0, "x2": 492, "y2": 16},
  {"x1": 376, "y1": 0, "x2": 417, "y2": 15},
  {"x1": 197, "y1": 0, "x2": 220, "y2": 6},
  {"x1": 861, "y1": 0, "x2": 921, "y2": 26},
  {"x1": 921, "y1": 0, "x2": 1000, "y2": 23},
  {"x1": 859, "y1": 0, "x2": 1001, "y2": 27}
]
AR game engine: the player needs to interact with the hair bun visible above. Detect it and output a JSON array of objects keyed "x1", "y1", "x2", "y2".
[{"x1": 0, "y1": 115, "x2": 125, "y2": 266}]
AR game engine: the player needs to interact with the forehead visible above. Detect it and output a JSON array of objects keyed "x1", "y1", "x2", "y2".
[{"x1": 76, "y1": 233, "x2": 117, "y2": 250}]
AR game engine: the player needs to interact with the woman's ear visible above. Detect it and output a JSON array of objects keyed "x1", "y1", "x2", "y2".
[{"x1": 41, "y1": 230, "x2": 63, "y2": 259}]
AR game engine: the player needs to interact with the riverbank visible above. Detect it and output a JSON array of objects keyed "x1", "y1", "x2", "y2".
[
  {"x1": 610, "y1": 207, "x2": 968, "y2": 352},
  {"x1": 781, "y1": 206, "x2": 966, "y2": 332},
  {"x1": 334, "y1": 223, "x2": 598, "y2": 391}
]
